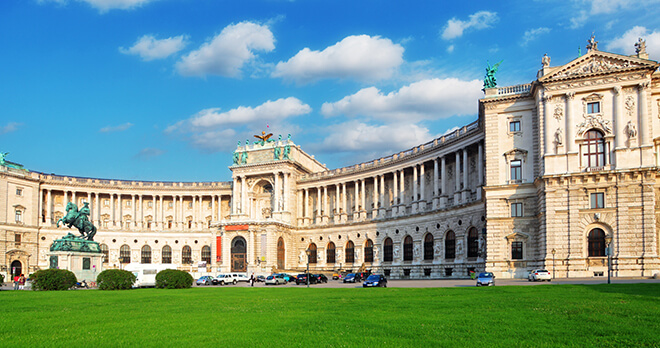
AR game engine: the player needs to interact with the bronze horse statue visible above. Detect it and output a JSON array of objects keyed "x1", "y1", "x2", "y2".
[{"x1": 57, "y1": 202, "x2": 97, "y2": 241}]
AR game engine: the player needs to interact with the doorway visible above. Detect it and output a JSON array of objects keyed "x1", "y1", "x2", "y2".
[
  {"x1": 231, "y1": 237, "x2": 247, "y2": 272},
  {"x1": 11, "y1": 260, "x2": 22, "y2": 277},
  {"x1": 277, "y1": 237, "x2": 285, "y2": 270}
]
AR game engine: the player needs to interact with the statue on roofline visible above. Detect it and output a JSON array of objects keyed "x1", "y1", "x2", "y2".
[{"x1": 483, "y1": 60, "x2": 502, "y2": 89}]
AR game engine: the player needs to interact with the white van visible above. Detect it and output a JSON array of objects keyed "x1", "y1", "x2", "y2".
[{"x1": 124, "y1": 264, "x2": 178, "y2": 288}]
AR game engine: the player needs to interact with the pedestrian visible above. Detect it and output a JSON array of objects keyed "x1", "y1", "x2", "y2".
[
  {"x1": 18, "y1": 274, "x2": 26, "y2": 290},
  {"x1": 250, "y1": 273, "x2": 254, "y2": 287},
  {"x1": 13, "y1": 274, "x2": 19, "y2": 290}
]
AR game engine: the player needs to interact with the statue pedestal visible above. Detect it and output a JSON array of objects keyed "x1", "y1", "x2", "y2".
[{"x1": 48, "y1": 251, "x2": 104, "y2": 282}]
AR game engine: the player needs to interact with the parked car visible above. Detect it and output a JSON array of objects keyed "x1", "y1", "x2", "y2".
[
  {"x1": 213, "y1": 274, "x2": 238, "y2": 285},
  {"x1": 315, "y1": 274, "x2": 328, "y2": 283},
  {"x1": 363, "y1": 274, "x2": 387, "y2": 287},
  {"x1": 476, "y1": 272, "x2": 495, "y2": 286},
  {"x1": 196, "y1": 275, "x2": 214, "y2": 286},
  {"x1": 265, "y1": 274, "x2": 287, "y2": 285},
  {"x1": 343, "y1": 273, "x2": 360, "y2": 283},
  {"x1": 255, "y1": 275, "x2": 266, "y2": 282},
  {"x1": 280, "y1": 273, "x2": 297, "y2": 283},
  {"x1": 235, "y1": 273, "x2": 249, "y2": 282},
  {"x1": 528, "y1": 269, "x2": 552, "y2": 282},
  {"x1": 296, "y1": 273, "x2": 317, "y2": 285},
  {"x1": 332, "y1": 272, "x2": 342, "y2": 280}
]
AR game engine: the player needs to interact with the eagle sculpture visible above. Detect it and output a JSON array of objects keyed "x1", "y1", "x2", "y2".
[{"x1": 254, "y1": 131, "x2": 274, "y2": 142}]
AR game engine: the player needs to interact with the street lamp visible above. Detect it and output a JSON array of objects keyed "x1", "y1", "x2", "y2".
[
  {"x1": 551, "y1": 248, "x2": 556, "y2": 279},
  {"x1": 605, "y1": 235, "x2": 613, "y2": 284},
  {"x1": 305, "y1": 248, "x2": 311, "y2": 288}
]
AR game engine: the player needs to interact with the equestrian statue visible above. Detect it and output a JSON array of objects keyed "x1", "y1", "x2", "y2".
[{"x1": 57, "y1": 202, "x2": 97, "y2": 241}]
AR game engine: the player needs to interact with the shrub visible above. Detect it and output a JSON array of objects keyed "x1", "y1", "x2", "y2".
[
  {"x1": 97, "y1": 269, "x2": 136, "y2": 290},
  {"x1": 31, "y1": 269, "x2": 77, "y2": 291},
  {"x1": 0, "y1": 273, "x2": 4, "y2": 285},
  {"x1": 155, "y1": 269, "x2": 193, "y2": 289}
]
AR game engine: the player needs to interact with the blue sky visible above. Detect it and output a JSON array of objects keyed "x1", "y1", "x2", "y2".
[{"x1": 1, "y1": 0, "x2": 659, "y2": 182}]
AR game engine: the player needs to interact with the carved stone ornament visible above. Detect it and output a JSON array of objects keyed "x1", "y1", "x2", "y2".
[
  {"x1": 577, "y1": 114, "x2": 612, "y2": 136},
  {"x1": 504, "y1": 148, "x2": 528, "y2": 163},
  {"x1": 626, "y1": 120, "x2": 637, "y2": 139},
  {"x1": 554, "y1": 56, "x2": 636, "y2": 79},
  {"x1": 625, "y1": 96, "x2": 636, "y2": 117},
  {"x1": 554, "y1": 104, "x2": 563, "y2": 120},
  {"x1": 554, "y1": 128, "x2": 563, "y2": 146},
  {"x1": 635, "y1": 37, "x2": 647, "y2": 55}
]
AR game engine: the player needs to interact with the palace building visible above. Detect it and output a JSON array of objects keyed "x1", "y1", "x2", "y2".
[{"x1": 2, "y1": 38, "x2": 659, "y2": 280}]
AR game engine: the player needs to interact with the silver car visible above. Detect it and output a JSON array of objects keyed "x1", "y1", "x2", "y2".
[
  {"x1": 265, "y1": 274, "x2": 286, "y2": 285},
  {"x1": 475, "y1": 272, "x2": 495, "y2": 286}
]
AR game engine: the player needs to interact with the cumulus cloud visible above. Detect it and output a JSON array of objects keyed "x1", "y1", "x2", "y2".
[
  {"x1": 522, "y1": 27, "x2": 551, "y2": 46},
  {"x1": 272, "y1": 35, "x2": 404, "y2": 84},
  {"x1": 606, "y1": 26, "x2": 660, "y2": 58},
  {"x1": 120, "y1": 35, "x2": 188, "y2": 61},
  {"x1": 586, "y1": 0, "x2": 658, "y2": 14},
  {"x1": 0, "y1": 122, "x2": 22, "y2": 134},
  {"x1": 176, "y1": 21, "x2": 275, "y2": 78},
  {"x1": 318, "y1": 121, "x2": 432, "y2": 154},
  {"x1": 38, "y1": 0, "x2": 159, "y2": 12},
  {"x1": 134, "y1": 148, "x2": 165, "y2": 160},
  {"x1": 441, "y1": 11, "x2": 498, "y2": 40},
  {"x1": 100, "y1": 122, "x2": 133, "y2": 133},
  {"x1": 321, "y1": 78, "x2": 482, "y2": 122}
]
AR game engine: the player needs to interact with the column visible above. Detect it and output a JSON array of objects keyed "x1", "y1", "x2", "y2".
[
  {"x1": 46, "y1": 189, "x2": 52, "y2": 224},
  {"x1": 454, "y1": 152, "x2": 460, "y2": 204},
  {"x1": 111, "y1": 193, "x2": 115, "y2": 226},
  {"x1": 130, "y1": 195, "x2": 135, "y2": 228},
  {"x1": 433, "y1": 159, "x2": 439, "y2": 209},
  {"x1": 477, "y1": 143, "x2": 484, "y2": 200},
  {"x1": 283, "y1": 173, "x2": 289, "y2": 212},
  {"x1": 335, "y1": 184, "x2": 340, "y2": 223},
  {"x1": 232, "y1": 177, "x2": 238, "y2": 214},
  {"x1": 212, "y1": 195, "x2": 217, "y2": 221},
  {"x1": 354, "y1": 180, "x2": 359, "y2": 220},
  {"x1": 323, "y1": 186, "x2": 328, "y2": 223},
  {"x1": 462, "y1": 149, "x2": 468, "y2": 202},
  {"x1": 419, "y1": 163, "x2": 426, "y2": 211},
  {"x1": 412, "y1": 165, "x2": 419, "y2": 213},
  {"x1": 341, "y1": 183, "x2": 347, "y2": 222},
  {"x1": 192, "y1": 196, "x2": 196, "y2": 227},
  {"x1": 152, "y1": 196, "x2": 157, "y2": 228},
  {"x1": 372, "y1": 175, "x2": 379, "y2": 218},
  {"x1": 96, "y1": 192, "x2": 101, "y2": 226},
  {"x1": 217, "y1": 195, "x2": 222, "y2": 221},
  {"x1": 399, "y1": 170, "x2": 405, "y2": 216},
  {"x1": 119, "y1": 194, "x2": 124, "y2": 228},
  {"x1": 139, "y1": 195, "x2": 143, "y2": 228},
  {"x1": 392, "y1": 171, "x2": 398, "y2": 215},
  {"x1": 174, "y1": 196, "x2": 179, "y2": 228},
  {"x1": 304, "y1": 188, "x2": 310, "y2": 224},
  {"x1": 160, "y1": 195, "x2": 165, "y2": 228},
  {"x1": 316, "y1": 187, "x2": 322, "y2": 222},
  {"x1": 241, "y1": 176, "x2": 247, "y2": 216},
  {"x1": 360, "y1": 179, "x2": 366, "y2": 219},
  {"x1": 379, "y1": 175, "x2": 386, "y2": 217},
  {"x1": 566, "y1": 92, "x2": 576, "y2": 153},
  {"x1": 274, "y1": 172, "x2": 281, "y2": 212},
  {"x1": 38, "y1": 189, "x2": 44, "y2": 224},
  {"x1": 64, "y1": 190, "x2": 68, "y2": 204},
  {"x1": 638, "y1": 82, "x2": 650, "y2": 146},
  {"x1": 72, "y1": 191, "x2": 76, "y2": 206},
  {"x1": 441, "y1": 156, "x2": 447, "y2": 208},
  {"x1": 543, "y1": 94, "x2": 552, "y2": 155},
  {"x1": 297, "y1": 190, "x2": 303, "y2": 225}
]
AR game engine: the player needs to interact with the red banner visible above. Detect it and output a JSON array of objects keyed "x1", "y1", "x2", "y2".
[
  {"x1": 225, "y1": 224, "x2": 249, "y2": 231},
  {"x1": 216, "y1": 236, "x2": 222, "y2": 262}
]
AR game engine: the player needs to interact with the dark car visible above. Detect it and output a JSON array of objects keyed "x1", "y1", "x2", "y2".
[
  {"x1": 295, "y1": 273, "x2": 317, "y2": 285},
  {"x1": 255, "y1": 275, "x2": 266, "y2": 282},
  {"x1": 342, "y1": 273, "x2": 360, "y2": 283},
  {"x1": 363, "y1": 274, "x2": 387, "y2": 287},
  {"x1": 314, "y1": 274, "x2": 328, "y2": 283},
  {"x1": 281, "y1": 273, "x2": 297, "y2": 283}
]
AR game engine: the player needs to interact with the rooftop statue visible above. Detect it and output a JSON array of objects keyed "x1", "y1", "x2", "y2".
[
  {"x1": 57, "y1": 202, "x2": 97, "y2": 241},
  {"x1": 254, "y1": 131, "x2": 274, "y2": 146},
  {"x1": 0, "y1": 152, "x2": 7, "y2": 165},
  {"x1": 0, "y1": 152, "x2": 25, "y2": 170},
  {"x1": 586, "y1": 34, "x2": 598, "y2": 52},
  {"x1": 635, "y1": 37, "x2": 647, "y2": 55},
  {"x1": 483, "y1": 60, "x2": 502, "y2": 89}
]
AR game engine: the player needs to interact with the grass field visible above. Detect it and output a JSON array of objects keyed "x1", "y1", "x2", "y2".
[{"x1": 0, "y1": 283, "x2": 658, "y2": 347}]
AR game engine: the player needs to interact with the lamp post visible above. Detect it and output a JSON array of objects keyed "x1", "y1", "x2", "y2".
[
  {"x1": 305, "y1": 248, "x2": 311, "y2": 288},
  {"x1": 605, "y1": 235, "x2": 613, "y2": 284},
  {"x1": 551, "y1": 248, "x2": 556, "y2": 279}
]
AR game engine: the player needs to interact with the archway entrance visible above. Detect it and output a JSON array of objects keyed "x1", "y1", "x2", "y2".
[
  {"x1": 11, "y1": 260, "x2": 22, "y2": 277},
  {"x1": 277, "y1": 237, "x2": 285, "y2": 270},
  {"x1": 231, "y1": 237, "x2": 247, "y2": 272}
]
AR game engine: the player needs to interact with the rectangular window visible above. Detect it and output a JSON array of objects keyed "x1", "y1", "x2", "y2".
[
  {"x1": 509, "y1": 121, "x2": 521, "y2": 132},
  {"x1": 16, "y1": 188, "x2": 23, "y2": 196},
  {"x1": 510, "y1": 160, "x2": 522, "y2": 181},
  {"x1": 148, "y1": 201, "x2": 153, "y2": 208},
  {"x1": 168, "y1": 201, "x2": 173, "y2": 208},
  {"x1": 512, "y1": 241, "x2": 523, "y2": 259},
  {"x1": 15, "y1": 210, "x2": 22, "y2": 223},
  {"x1": 591, "y1": 193, "x2": 605, "y2": 209},
  {"x1": 103, "y1": 199, "x2": 109, "y2": 207},
  {"x1": 125, "y1": 201, "x2": 131, "y2": 207},
  {"x1": 208, "y1": 202, "x2": 212, "y2": 209},
  {"x1": 511, "y1": 203, "x2": 523, "y2": 217},
  {"x1": 15, "y1": 234, "x2": 21, "y2": 243},
  {"x1": 188, "y1": 202, "x2": 193, "y2": 208},
  {"x1": 587, "y1": 102, "x2": 600, "y2": 114}
]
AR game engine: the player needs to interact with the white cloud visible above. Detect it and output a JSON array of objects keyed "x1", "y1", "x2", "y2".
[
  {"x1": 447, "y1": 45, "x2": 455, "y2": 53},
  {"x1": 586, "y1": 0, "x2": 657, "y2": 14},
  {"x1": 441, "y1": 11, "x2": 498, "y2": 40},
  {"x1": 0, "y1": 122, "x2": 22, "y2": 134},
  {"x1": 100, "y1": 122, "x2": 133, "y2": 133},
  {"x1": 522, "y1": 27, "x2": 551, "y2": 46},
  {"x1": 134, "y1": 148, "x2": 165, "y2": 160},
  {"x1": 176, "y1": 21, "x2": 275, "y2": 78},
  {"x1": 38, "y1": 0, "x2": 159, "y2": 12},
  {"x1": 321, "y1": 78, "x2": 482, "y2": 122},
  {"x1": 120, "y1": 35, "x2": 188, "y2": 61},
  {"x1": 319, "y1": 121, "x2": 432, "y2": 154},
  {"x1": 606, "y1": 26, "x2": 660, "y2": 59},
  {"x1": 272, "y1": 35, "x2": 404, "y2": 84}
]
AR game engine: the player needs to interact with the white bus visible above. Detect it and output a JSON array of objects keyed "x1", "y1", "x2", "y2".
[{"x1": 124, "y1": 264, "x2": 178, "y2": 288}]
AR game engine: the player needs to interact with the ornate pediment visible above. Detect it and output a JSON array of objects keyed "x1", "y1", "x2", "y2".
[
  {"x1": 540, "y1": 50, "x2": 658, "y2": 82},
  {"x1": 503, "y1": 148, "x2": 528, "y2": 162},
  {"x1": 505, "y1": 231, "x2": 529, "y2": 241}
]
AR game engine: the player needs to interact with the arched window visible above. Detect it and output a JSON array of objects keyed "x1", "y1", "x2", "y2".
[
  {"x1": 277, "y1": 238, "x2": 285, "y2": 270},
  {"x1": 583, "y1": 130, "x2": 606, "y2": 168},
  {"x1": 182, "y1": 246, "x2": 192, "y2": 264},
  {"x1": 403, "y1": 236, "x2": 413, "y2": 261},
  {"x1": 100, "y1": 244, "x2": 109, "y2": 263},
  {"x1": 424, "y1": 234, "x2": 434, "y2": 260},
  {"x1": 162, "y1": 245, "x2": 172, "y2": 264},
  {"x1": 141, "y1": 245, "x2": 151, "y2": 264},
  {"x1": 588, "y1": 228, "x2": 606, "y2": 257},
  {"x1": 467, "y1": 228, "x2": 479, "y2": 258},
  {"x1": 119, "y1": 245, "x2": 130, "y2": 264},
  {"x1": 345, "y1": 241, "x2": 355, "y2": 263},
  {"x1": 201, "y1": 246, "x2": 211, "y2": 264},
  {"x1": 384, "y1": 238, "x2": 393, "y2": 262},
  {"x1": 327, "y1": 242, "x2": 336, "y2": 264},
  {"x1": 445, "y1": 231, "x2": 456, "y2": 259},
  {"x1": 364, "y1": 239, "x2": 374, "y2": 263},
  {"x1": 308, "y1": 243, "x2": 317, "y2": 264}
]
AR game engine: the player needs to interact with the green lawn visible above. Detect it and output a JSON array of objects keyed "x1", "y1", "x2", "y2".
[{"x1": 0, "y1": 284, "x2": 658, "y2": 347}]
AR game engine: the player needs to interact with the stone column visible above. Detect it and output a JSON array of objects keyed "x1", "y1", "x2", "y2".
[
  {"x1": 412, "y1": 165, "x2": 419, "y2": 213},
  {"x1": 462, "y1": 149, "x2": 468, "y2": 202},
  {"x1": 454, "y1": 152, "x2": 460, "y2": 204},
  {"x1": 639, "y1": 82, "x2": 650, "y2": 146},
  {"x1": 38, "y1": 189, "x2": 44, "y2": 224},
  {"x1": 420, "y1": 164, "x2": 426, "y2": 211},
  {"x1": 441, "y1": 156, "x2": 447, "y2": 208},
  {"x1": 131, "y1": 195, "x2": 136, "y2": 228},
  {"x1": 96, "y1": 192, "x2": 101, "y2": 226},
  {"x1": 372, "y1": 175, "x2": 379, "y2": 218},
  {"x1": 297, "y1": 190, "x2": 303, "y2": 225},
  {"x1": 335, "y1": 184, "x2": 340, "y2": 222},
  {"x1": 283, "y1": 173, "x2": 289, "y2": 212},
  {"x1": 360, "y1": 179, "x2": 366, "y2": 219},
  {"x1": 217, "y1": 195, "x2": 222, "y2": 221},
  {"x1": 139, "y1": 195, "x2": 143, "y2": 228},
  {"x1": 274, "y1": 172, "x2": 281, "y2": 212},
  {"x1": 543, "y1": 94, "x2": 552, "y2": 155},
  {"x1": 399, "y1": 170, "x2": 405, "y2": 216},
  {"x1": 341, "y1": 183, "x2": 347, "y2": 222},
  {"x1": 392, "y1": 171, "x2": 398, "y2": 215},
  {"x1": 174, "y1": 195, "x2": 179, "y2": 228},
  {"x1": 354, "y1": 180, "x2": 359, "y2": 220},
  {"x1": 118, "y1": 194, "x2": 123, "y2": 228},
  {"x1": 232, "y1": 177, "x2": 238, "y2": 214},
  {"x1": 304, "y1": 188, "x2": 309, "y2": 224},
  {"x1": 477, "y1": 143, "x2": 483, "y2": 200},
  {"x1": 111, "y1": 193, "x2": 116, "y2": 226},
  {"x1": 379, "y1": 175, "x2": 386, "y2": 217},
  {"x1": 72, "y1": 191, "x2": 76, "y2": 206},
  {"x1": 323, "y1": 186, "x2": 328, "y2": 223},
  {"x1": 241, "y1": 176, "x2": 247, "y2": 215},
  {"x1": 316, "y1": 187, "x2": 322, "y2": 222},
  {"x1": 160, "y1": 195, "x2": 165, "y2": 228},
  {"x1": 152, "y1": 196, "x2": 156, "y2": 228},
  {"x1": 46, "y1": 189, "x2": 52, "y2": 224},
  {"x1": 565, "y1": 92, "x2": 576, "y2": 153},
  {"x1": 87, "y1": 192, "x2": 92, "y2": 218}
]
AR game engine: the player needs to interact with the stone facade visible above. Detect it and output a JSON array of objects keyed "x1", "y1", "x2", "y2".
[{"x1": 1, "y1": 40, "x2": 659, "y2": 280}]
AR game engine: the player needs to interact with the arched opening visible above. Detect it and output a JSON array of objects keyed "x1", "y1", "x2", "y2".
[
  {"x1": 162, "y1": 245, "x2": 172, "y2": 264},
  {"x1": 100, "y1": 244, "x2": 109, "y2": 264},
  {"x1": 120, "y1": 245, "x2": 130, "y2": 264},
  {"x1": 141, "y1": 245, "x2": 152, "y2": 264},
  {"x1": 201, "y1": 246, "x2": 211, "y2": 264},
  {"x1": 588, "y1": 228, "x2": 606, "y2": 257},
  {"x1": 231, "y1": 237, "x2": 247, "y2": 271},
  {"x1": 424, "y1": 234, "x2": 434, "y2": 260},
  {"x1": 182, "y1": 246, "x2": 192, "y2": 264},
  {"x1": 403, "y1": 236, "x2": 413, "y2": 261},
  {"x1": 445, "y1": 231, "x2": 455, "y2": 259},
  {"x1": 364, "y1": 239, "x2": 374, "y2": 263},
  {"x1": 10, "y1": 260, "x2": 22, "y2": 277},
  {"x1": 383, "y1": 238, "x2": 393, "y2": 262},
  {"x1": 583, "y1": 130, "x2": 606, "y2": 168},
  {"x1": 467, "y1": 227, "x2": 479, "y2": 258},
  {"x1": 308, "y1": 243, "x2": 317, "y2": 264},
  {"x1": 327, "y1": 242, "x2": 336, "y2": 264},
  {"x1": 345, "y1": 241, "x2": 355, "y2": 264},
  {"x1": 277, "y1": 237, "x2": 285, "y2": 270}
]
